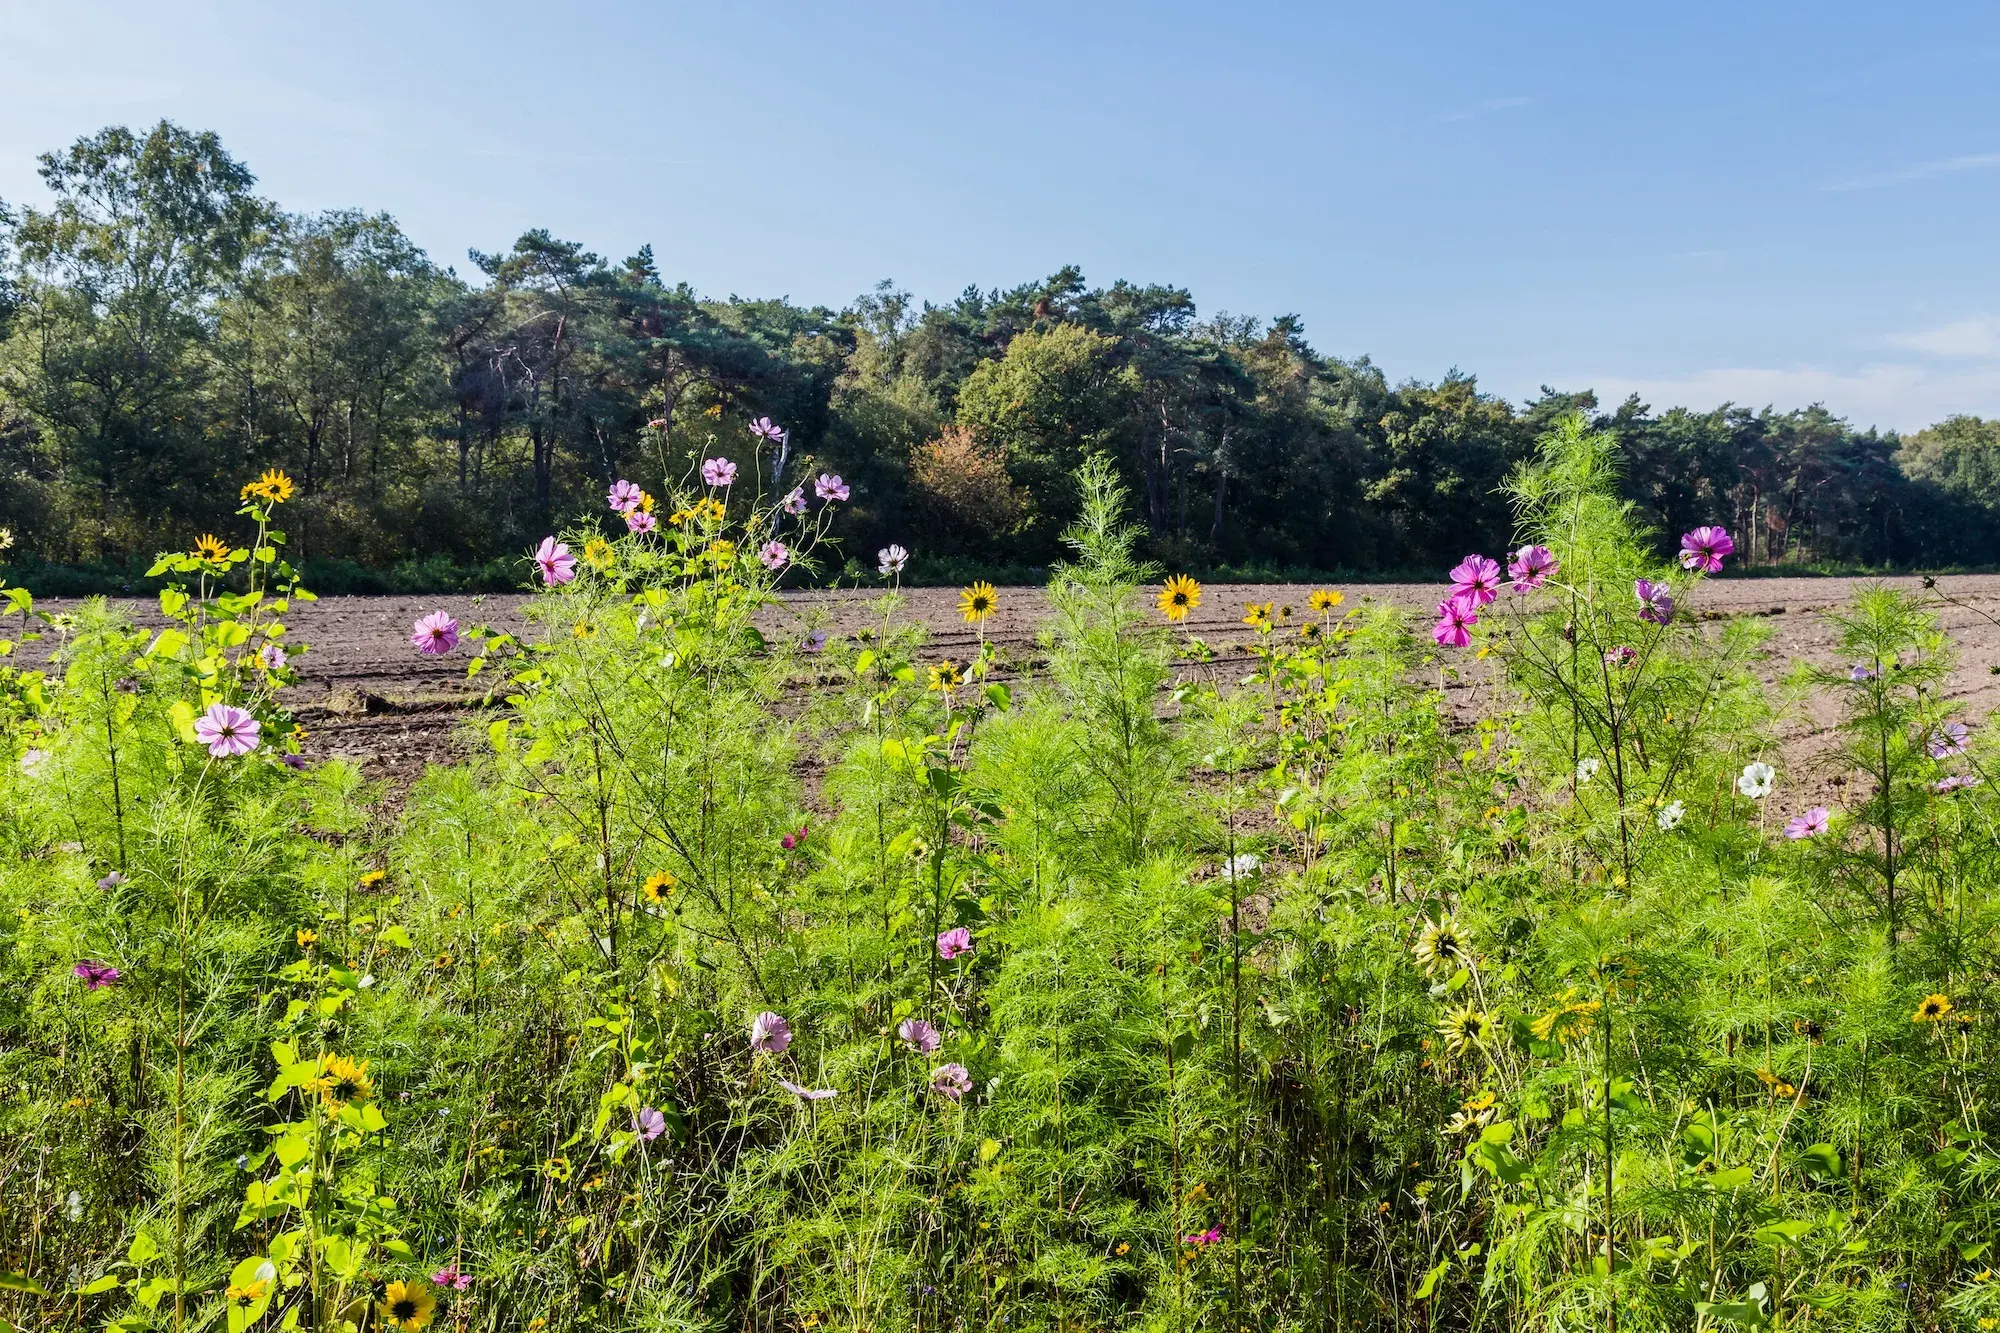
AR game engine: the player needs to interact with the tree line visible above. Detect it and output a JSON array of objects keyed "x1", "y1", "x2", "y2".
[{"x1": 2, "y1": 120, "x2": 1997, "y2": 587}]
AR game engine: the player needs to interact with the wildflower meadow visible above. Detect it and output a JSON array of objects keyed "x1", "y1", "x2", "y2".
[{"x1": 7, "y1": 414, "x2": 2000, "y2": 1332}]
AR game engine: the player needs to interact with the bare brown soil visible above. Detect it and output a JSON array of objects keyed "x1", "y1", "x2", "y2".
[{"x1": 30, "y1": 576, "x2": 2000, "y2": 804}]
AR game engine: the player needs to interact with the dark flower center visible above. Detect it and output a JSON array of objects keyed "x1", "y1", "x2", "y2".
[{"x1": 392, "y1": 1299, "x2": 418, "y2": 1319}]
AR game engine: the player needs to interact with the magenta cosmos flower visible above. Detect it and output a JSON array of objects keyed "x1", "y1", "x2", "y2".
[
  {"x1": 1183, "y1": 1226, "x2": 1223, "y2": 1246},
  {"x1": 1448, "y1": 554, "x2": 1502, "y2": 606},
  {"x1": 930, "y1": 1063, "x2": 972, "y2": 1101},
  {"x1": 534, "y1": 537, "x2": 577, "y2": 586},
  {"x1": 780, "y1": 822, "x2": 809, "y2": 850},
  {"x1": 429, "y1": 1265, "x2": 473, "y2": 1292},
  {"x1": 814, "y1": 473, "x2": 850, "y2": 502},
  {"x1": 758, "y1": 540, "x2": 789, "y2": 570},
  {"x1": 411, "y1": 611, "x2": 459, "y2": 656},
  {"x1": 607, "y1": 479, "x2": 643, "y2": 514},
  {"x1": 701, "y1": 457, "x2": 738, "y2": 487},
  {"x1": 1432, "y1": 598, "x2": 1477, "y2": 648},
  {"x1": 1507, "y1": 544, "x2": 1558, "y2": 592},
  {"x1": 749, "y1": 1011, "x2": 792, "y2": 1054},
  {"x1": 936, "y1": 926, "x2": 974, "y2": 960},
  {"x1": 1679, "y1": 526, "x2": 1735, "y2": 574},
  {"x1": 1929, "y1": 721, "x2": 1971, "y2": 758},
  {"x1": 633, "y1": 1107, "x2": 667, "y2": 1142},
  {"x1": 1634, "y1": 579, "x2": 1676, "y2": 626},
  {"x1": 626, "y1": 510, "x2": 657, "y2": 535},
  {"x1": 194, "y1": 703, "x2": 260, "y2": 757},
  {"x1": 1785, "y1": 807, "x2": 1831, "y2": 839},
  {"x1": 898, "y1": 1017, "x2": 941, "y2": 1053},
  {"x1": 73, "y1": 960, "x2": 122, "y2": 990},
  {"x1": 749, "y1": 417, "x2": 787, "y2": 444}
]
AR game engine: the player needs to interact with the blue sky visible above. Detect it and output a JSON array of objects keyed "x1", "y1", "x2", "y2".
[{"x1": 3, "y1": 0, "x2": 1999, "y2": 431}]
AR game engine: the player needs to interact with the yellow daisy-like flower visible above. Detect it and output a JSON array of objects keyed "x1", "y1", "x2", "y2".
[
  {"x1": 641, "y1": 871, "x2": 676, "y2": 904},
  {"x1": 377, "y1": 1280, "x2": 437, "y2": 1332},
  {"x1": 240, "y1": 468, "x2": 296, "y2": 504},
  {"x1": 1435, "y1": 1004, "x2": 1492, "y2": 1056},
  {"x1": 296, "y1": 928, "x2": 318, "y2": 948},
  {"x1": 688, "y1": 497, "x2": 726, "y2": 525},
  {"x1": 358, "y1": 869, "x2": 387, "y2": 888},
  {"x1": 1914, "y1": 993, "x2": 1954, "y2": 1023},
  {"x1": 959, "y1": 581, "x2": 998, "y2": 623},
  {"x1": 639, "y1": 491, "x2": 656, "y2": 514},
  {"x1": 581, "y1": 538, "x2": 615, "y2": 571},
  {"x1": 544, "y1": 1155, "x2": 573, "y2": 1182},
  {"x1": 1156, "y1": 575, "x2": 1201, "y2": 623},
  {"x1": 709, "y1": 539, "x2": 737, "y2": 565},
  {"x1": 226, "y1": 1278, "x2": 269, "y2": 1306},
  {"x1": 1411, "y1": 916, "x2": 1472, "y2": 976},
  {"x1": 1530, "y1": 991, "x2": 1603, "y2": 1045},
  {"x1": 572, "y1": 622, "x2": 597, "y2": 638},
  {"x1": 1242, "y1": 601, "x2": 1273, "y2": 629},
  {"x1": 1299, "y1": 621, "x2": 1322, "y2": 641},
  {"x1": 927, "y1": 660, "x2": 963, "y2": 693},
  {"x1": 315, "y1": 1053, "x2": 375, "y2": 1108},
  {"x1": 192, "y1": 534, "x2": 233, "y2": 562},
  {"x1": 1310, "y1": 588, "x2": 1344, "y2": 613}
]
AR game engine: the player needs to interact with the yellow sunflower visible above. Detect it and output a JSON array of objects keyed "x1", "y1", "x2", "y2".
[
  {"x1": 641, "y1": 871, "x2": 676, "y2": 904},
  {"x1": 581, "y1": 537, "x2": 615, "y2": 571},
  {"x1": 1914, "y1": 993, "x2": 1954, "y2": 1023},
  {"x1": 1435, "y1": 1004, "x2": 1491, "y2": 1056},
  {"x1": 226, "y1": 1278, "x2": 269, "y2": 1307},
  {"x1": 192, "y1": 534, "x2": 233, "y2": 562},
  {"x1": 1411, "y1": 916, "x2": 1472, "y2": 976},
  {"x1": 296, "y1": 928, "x2": 318, "y2": 948},
  {"x1": 240, "y1": 468, "x2": 296, "y2": 504},
  {"x1": 927, "y1": 660, "x2": 963, "y2": 693},
  {"x1": 1242, "y1": 601, "x2": 1273, "y2": 629},
  {"x1": 377, "y1": 1280, "x2": 437, "y2": 1332},
  {"x1": 959, "y1": 581, "x2": 998, "y2": 624},
  {"x1": 1310, "y1": 588, "x2": 1344, "y2": 613},
  {"x1": 1156, "y1": 575, "x2": 1201, "y2": 623},
  {"x1": 314, "y1": 1053, "x2": 375, "y2": 1108}
]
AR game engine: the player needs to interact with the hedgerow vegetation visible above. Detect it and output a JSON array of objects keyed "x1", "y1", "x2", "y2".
[{"x1": 5, "y1": 414, "x2": 2000, "y2": 1332}]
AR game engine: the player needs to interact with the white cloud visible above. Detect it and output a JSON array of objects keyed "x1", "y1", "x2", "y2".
[
  {"x1": 1435, "y1": 96, "x2": 1530, "y2": 124},
  {"x1": 1582, "y1": 362, "x2": 2000, "y2": 434},
  {"x1": 1889, "y1": 314, "x2": 2000, "y2": 358},
  {"x1": 1822, "y1": 153, "x2": 2000, "y2": 192}
]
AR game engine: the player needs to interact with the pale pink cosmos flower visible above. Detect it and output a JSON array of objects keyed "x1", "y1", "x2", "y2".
[
  {"x1": 758, "y1": 540, "x2": 789, "y2": 570},
  {"x1": 776, "y1": 1079, "x2": 838, "y2": 1101},
  {"x1": 1448, "y1": 554, "x2": 1502, "y2": 606},
  {"x1": 1635, "y1": 579, "x2": 1675, "y2": 625},
  {"x1": 633, "y1": 1107, "x2": 667, "y2": 1142},
  {"x1": 898, "y1": 1018, "x2": 941, "y2": 1053},
  {"x1": 1432, "y1": 598, "x2": 1477, "y2": 649},
  {"x1": 1603, "y1": 646, "x2": 1636, "y2": 667},
  {"x1": 1929, "y1": 722, "x2": 1971, "y2": 758},
  {"x1": 930, "y1": 1063, "x2": 972, "y2": 1101},
  {"x1": 936, "y1": 927, "x2": 973, "y2": 960},
  {"x1": 1679, "y1": 526, "x2": 1735, "y2": 574},
  {"x1": 1785, "y1": 807, "x2": 1831, "y2": 839},
  {"x1": 194, "y1": 703, "x2": 260, "y2": 757},
  {"x1": 257, "y1": 642, "x2": 286, "y2": 671},
  {"x1": 411, "y1": 611, "x2": 459, "y2": 655},
  {"x1": 429, "y1": 1265, "x2": 473, "y2": 1292},
  {"x1": 748, "y1": 417, "x2": 787, "y2": 444},
  {"x1": 1849, "y1": 663, "x2": 1877, "y2": 682},
  {"x1": 878, "y1": 545, "x2": 909, "y2": 576},
  {"x1": 749, "y1": 1011, "x2": 792, "y2": 1054},
  {"x1": 701, "y1": 457, "x2": 738, "y2": 487},
  {"x1": 1937, "y1": 774, "x2": 1983, "y2": 794},
  {"x1": 1507, "y1": 544, "x2": 1558, "y2": 591},
  {"x1": 626, "y1": 510, "x2": 658, "y2": 535},
  {"x1": 607, "y1": 479, "x2": 643, "y2": 514},
  {"x1": 534, "y1": 537, "x2": 577, "y2": 585},
  {"x1": 814, "y1": 473, "x2": 850, "y2": 502},
  {"x1": 782, "y1": 487, "x2": 807, "y2": 515}
]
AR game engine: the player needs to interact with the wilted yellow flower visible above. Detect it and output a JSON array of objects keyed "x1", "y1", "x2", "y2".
[
  {"x1": 1530, "y1": 991, "x2": 1602, "y2": 1045},
  {"x1": 959, "y1": 581, "x2": 998, "y2": 624},
  {"x1": 1156, "y1": 575, "x2": 1201, "y2": 622},
  {"x1": 1435, "y1": 1004, "x2": 1491, "y2": 1056},
  {"x1": 1411, "y1": 916, "x2": 1472, "y2": 976},
  {"x1": 377, "y1": 1280, "x2": 436, "y2": 1332}
]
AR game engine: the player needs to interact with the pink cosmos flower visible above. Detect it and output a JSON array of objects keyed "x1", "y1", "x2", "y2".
[
  {"x1": 1507, "y1": 544, "x2": 1558, "y2": 592},
  {"x1": 1849, "y1": 663, "x2": 1877, "y2": 682},
  {"x1": 749, "y1": 1011, "x2": 792, "y2": 1054},
  {"x1": 194, "y1": 704, "x2": 260, "y2": 758},
  {"x1": 411, "y1": 611, "x2": 459, "y2": 656},
  {"x1": 1785, "y1": 807, "x2": 1831, "y2": 839},
  {"x1": 1679, "y1": 526, "x2": 1735, "y2": 574},
  {"x1": 758, "y1": 540, "x2": 789, "y2": 570},
  {"x1": 898, "y1": 1017, "x2": 941, "y2": 1053},
  {"x1": 633, "y1": 1107, "x2": 667, "y2": 1142},
  {"x1": 701, "y1": 457, "x2": 738, "y2": 487},
  {"x1": 97, "y1": 872, "x2": 128, "y2": 890},
  {"x1": 256, "y1": 642, "x2": 285, "y2": 671},
  {"x1": 775, "y1": 1079, "x2": 838, "y2": 1101},
  {"x1": 607, "y1": 479, "x2": 643, "y2": 514},
  {"x1": 814, "y1": 473, "x2": 850, "y2": 502},
  {"x1": 803, "y1": 629, "x2": 827, "y2": 653},
  {"x1": 534, "y1": 537, "x2": 577, "y2": 585},
  {"x1": 429, "y1": 1265, "x2": 473, "y2": 1292},
  {"x1": 930, "y1": 1063, "x2": 972, "y2": 1101},
  {"x1": 1449, "y1": 554, "x2": 1502, "y2": 606},
  {"x1": 626, "y1": 510, "x2": 657, "y2": 535},
  {"x1": 782, "y1": 487, "x2": 807, "y2": 515},
  {"x1": 73, "y1": 960, "x2": 122, "y2": 990},
  {"x1": 1635, "y1": 579, "x2": 1676, "y2": 626},
  {"x1": 1929, "y1": 722, "x2": 1971, "y2": 758},
  {"x1": 780, "y1": 822, "x2": 809, "y2": 851},
  {"x1": 749, "y1": 417, "x2": 787, "y2": 444},
  {"x1": 1183, "y1": 1226, "x2": 1223, "y2": 1247},
  {"x1": 1603, "y1": 646, "x2": 1636, "y2": 667},
  {"x1": 279, "y1": 753, "x2": 309, "y2": 771},
  {"x1": 878, "y1": 545, "x2": 909, "y2": 576},
  {"x1": 936, "y1": 927, "x2": 974, "y2": 960},
  {"x1": 1937, "y1": 774, "x2": 1983, "y2": 794},
  {"x1": 1431, "y1": 598, "x2": 1477, "y2": 648}
]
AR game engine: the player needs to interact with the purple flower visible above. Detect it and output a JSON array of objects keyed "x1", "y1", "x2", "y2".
[
  {"x1": 898, "y1": 1018, "x2": 941, "y2": 1053},
  {"x1": 410, "y1": 611, "x2": 459, "y2": 656},
  {"x1": 878, "y1": 545, "x2": 909, "y2": 576},
  {"x1": 193, "y1": 704, "x2": 260, "y2": 758},
  {"x1": 1849, "y1": 663, "x2": 1877, "y2": 682},
  {"x1": 936, "y1": 927, "x2": 974, "y2": 960},
  {"x1": 749, "y1": 1010, "x2": 792, "y2": 1054},
  {"x1": 1448, "y1": 554, "x2": 1502, "y2": 607},
  {"x1": 73, "y1": 960, "x2": 122, "y2": 990},
  {"x1": 1785, "y1": 807, "x2": 1831, "y2": 839},
  {"x1": 257, "y1": 642, "x2": 286, "y2": 671},
  {"x1": 1635, "y1": 579, "x2": 1676, "y2": 626},
  {"x1": 1678, "y1": 526, "x2": 1735, "y2": 574},
  {"x1": 634, "y1": 1106, "x2": 667, "y2": 1142},
  {"x1": 701, "y1": 457, "x2": 738, "y2": 488},
  {"x1": 758, "y1": 540, "x2": 789, "y2": 570},
  {"x1": 607, "y1": 479, "x2": 643, "y2": 514},
  {"x1": 626, "y1": 510, "x2": 658, "y2": 535},
  {"x1": 534, "y1": 537, "x2": 577, "y2": 586},
  {"x1": 279, "y1": 753, "x2": 309, "y2": 771},
  {"x1": 1507, "y1": 544, "x2": 1558, "y2": 592},
  {"x1": 1184, "y1": 1226, "x2": 1223, "y2": 1246},
  {"x1": 96, "y1": 872, "x2": 127, "y2": 890},
  {"x1": 749, "y1": 417, "x2": 788, "y2": 444},
  {"x1": 782, "y1": 487, "x2": 807, "y2": 515},
  {"x1": 1603, "y1": 645, "x2": 1636, "y2": 667},
  {"x1": 930, "y1": 1063, "x2": 972, "y2": 1101},
  {"x1": 1929, "y1": 722, "x2": 1971, "y2": 759},
  {"x1": 780, "y1": 822, "x2": 809, "y2": 851},
  {"x1": 1937, "y1": 774, "x2": 1983, "y2": 794},
  {"x1": 803, "y1": 629, "x2": 827, "y2": 653},
  {"x1": 814, "y1": 473, "x2": 850, "y2": 503},
  {"x1": 430, "y1": 1264, "x2": 473, "y2": 1292},
  {"x1": 1432, "y1": 598, "x2": 1477, "y2": 649},
  {"x1": 775, "y1": 1079, "x2": 838, "y2": 1101}
]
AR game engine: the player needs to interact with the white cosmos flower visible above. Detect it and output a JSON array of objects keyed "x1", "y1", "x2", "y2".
[
  {"x1": 1575, "y1": 757, "x2": 1601, "y2": 784},
  {"x1": 1737, "y1": 761, "x2": 1775, "y2": 799},
  {"x1": 1222, "y1": 853, "x2": 1261, "y2": 882},
  {"x1": 1656, "y1": 800, "x2": 1685, "y2": 831}
]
